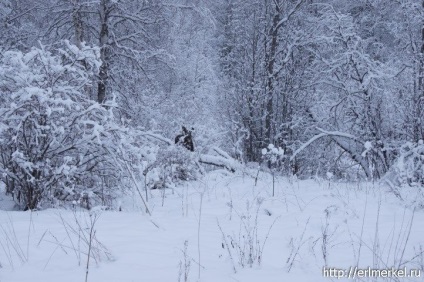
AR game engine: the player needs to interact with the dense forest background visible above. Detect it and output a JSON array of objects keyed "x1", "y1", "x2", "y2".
[{"x1": 1, "y1": 0, "x2": 423, "y2": 210}]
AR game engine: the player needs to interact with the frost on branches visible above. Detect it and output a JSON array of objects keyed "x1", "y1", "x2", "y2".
[
  {"x1": 383, "y1": 141, "x2": 424, "y2": 194},
  {"x1": 0, "y1": 42, "x2": 135, "y2": 210}
]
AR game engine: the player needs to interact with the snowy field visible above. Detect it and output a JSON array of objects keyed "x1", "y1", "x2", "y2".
[{"x1": 1, "y1": 170, "x2": 423, "y2": 282}]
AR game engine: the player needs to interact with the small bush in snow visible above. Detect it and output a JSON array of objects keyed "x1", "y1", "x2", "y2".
[
  {"x1": 144, "y1": 145, "x2": 200, "y2": 189},
  {"x1": 261, "y1": 144, "x2": 285, "y2": 170},
  {"x1": 383, "y1": 141, "x2": 424, "y2": 189}
]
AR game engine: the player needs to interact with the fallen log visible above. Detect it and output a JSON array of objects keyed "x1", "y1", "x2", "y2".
[{"x1": 199, "y1": 154, "x2": 239, "y2": 172}]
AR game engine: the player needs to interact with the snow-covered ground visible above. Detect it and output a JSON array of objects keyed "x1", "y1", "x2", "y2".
[{"x1": 1, "y1": 170, "x2": 423, "y2": 281}]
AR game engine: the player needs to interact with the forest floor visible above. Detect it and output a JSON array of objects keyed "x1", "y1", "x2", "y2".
[{"x1": 0, "y1": 170, "x2": 423, "y2": 282}]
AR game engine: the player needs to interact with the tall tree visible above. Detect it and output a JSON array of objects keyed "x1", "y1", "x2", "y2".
[{"x1": 42, "y1": 0, "x2": 172, "y2": 105}]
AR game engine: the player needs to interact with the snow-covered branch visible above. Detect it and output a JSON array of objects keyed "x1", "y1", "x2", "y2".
[
  {"x1": 291, "y1": 128, "x2": 361, "y2": 161},
  {"x1": 139, "y1": 131, "x2": 173, "y2": 146},
  {"x1": 274, "y1": 0, "x2": 304, "y2": 31}
]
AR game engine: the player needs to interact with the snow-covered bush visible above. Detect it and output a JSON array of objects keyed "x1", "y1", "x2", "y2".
[
  {"x1": 383, "y1": 141, "x2": 424, "y2": 189},
  {"x1": 144, "y1": 145, "x2": 200, "y2": 189},
  {"x1": 0, "y1": 42, "x2": 137, "y2": 210},
  {"x1": 261, "y1": 144, "x2": 285, "y2": 195},
  {"x1": 261, "y1": 144, "x2": 285, "y2": 171}
]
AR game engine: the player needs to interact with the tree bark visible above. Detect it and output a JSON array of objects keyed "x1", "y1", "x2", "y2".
[
  {"x1": 71, "y1": 0, "x2": 84, "y2": 49},
  {"x1": 416, "y1": 0, "x2": 424, "y2": 141},
  {"x1": 98, "y1": 0, "x2": 110, "y2": 104},
  {"x1": 265, "y1": 5, "x2": 280, "y2": 145}
]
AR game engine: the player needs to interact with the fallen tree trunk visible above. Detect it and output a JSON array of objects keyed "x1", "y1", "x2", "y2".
[{"x1": 199, "y1": 154, "x2": 239, "y2": 172}]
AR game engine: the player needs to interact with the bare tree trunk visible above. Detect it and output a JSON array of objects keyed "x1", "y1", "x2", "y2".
[
  {"x1": 71, "y1": 0, "x2": 84, "y2": 49},
  {"x1": 265, "y1": 6, "x2": 280, "y2": 146},
  {"x1": 415, "y1": 0, "x2": 424, "y2": 141},
  {"x1": 98, "y1": 0, "x2": 110, "y2": 104}
]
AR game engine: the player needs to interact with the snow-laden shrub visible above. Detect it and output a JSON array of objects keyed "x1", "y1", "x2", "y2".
[
  {"x1": 261, "y1": 144, "x2": 285, "y2": 169},
  {"x1": 0, "y1": 42, "x2": 138, "y2": 210},
  {"x1": 383, "y1": 141, "x2": 424, "y2": 190},
  {"x1": 144, "y1": 145, "x2": 200, "y2": 189}
]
